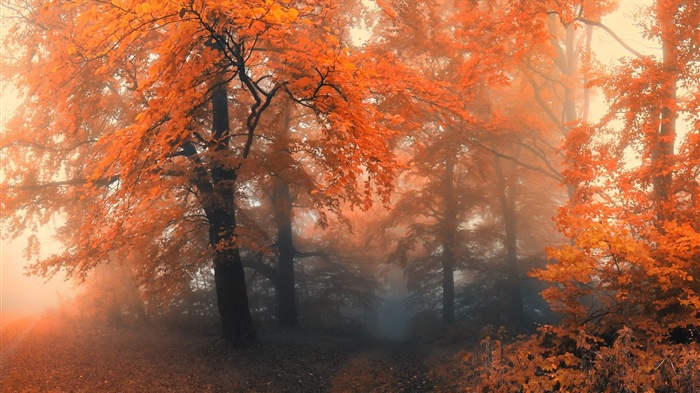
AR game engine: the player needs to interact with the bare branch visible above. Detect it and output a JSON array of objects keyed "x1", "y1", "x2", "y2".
[
  {"x1": 574, "y1": 17, "x2": 645, "y2": 59},
  {"x1": 469, "y1": 138, "x2": 564, "y2": 182},
  {"x1": 0, "y1": 139, "x2": 98, "y2": 152},
  {"x1": 5, "y1": 175, "x2": 120, "y2": 191},
  {"x1": 529, "y1": 79, "x2": 566, "y2": 132}
]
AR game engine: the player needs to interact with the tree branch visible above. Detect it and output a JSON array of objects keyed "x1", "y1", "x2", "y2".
[
  {"x1": 469, "y1": 138, "x2": 564, "y2": 182},
  {"x1": 574, "y1": 17, "x2": 645, "y2": 59},
  {"x1": 242, "y1": 255, "x2": 279, "y2": 287},
  {"x1": 5, "y1": 175, "x2": 120, "y2": 191},
  {"x1": 529, "y1": 79, "x2": 566, "y2": 132}
]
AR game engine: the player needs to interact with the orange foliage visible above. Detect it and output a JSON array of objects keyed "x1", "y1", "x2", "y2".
[
  {"x1": 536, "y1": 0, "x2": 700, "y2": 336},
  {"x1": 0, "y1": 0, "x2": 451, "y2": 279},
  {"x1": 464, "y1": 326, "x2": 700, "y2": 392},
  {"x1": 459, "y1": 0, "x2": 699, "y2": 391}
]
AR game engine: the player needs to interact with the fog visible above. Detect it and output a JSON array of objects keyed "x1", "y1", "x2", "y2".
[
  {"x1": 1, "y1": 233, "x2": 74, "y2": 324},
  {"x1": 0, "y1": 0, "x2": 656, "y2": 336},
  {"x1": 374, "y1": 268, "x2": 414, "y2": 341}
]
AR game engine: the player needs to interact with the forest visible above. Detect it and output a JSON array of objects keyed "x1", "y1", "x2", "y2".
[{"x1": 0, "y1": 0, "x2": 698, "y2": 391}]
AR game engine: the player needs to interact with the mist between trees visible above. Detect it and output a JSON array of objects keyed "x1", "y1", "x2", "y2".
[{"x1": 1, "y1": 0, "x2": 698, "y2": 391}]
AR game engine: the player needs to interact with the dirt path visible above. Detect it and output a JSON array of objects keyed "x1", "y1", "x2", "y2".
[
  {"x1": 0, "y1": 315, "x2": 469, "y2": 392},
  {"x1": 0, "y1": 315, "x2": 40, "y2": 373}
]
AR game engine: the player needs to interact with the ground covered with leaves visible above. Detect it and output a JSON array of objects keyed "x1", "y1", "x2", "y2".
[{"x1": 0, "y1": 314, "x2": 470, "y2": 392}]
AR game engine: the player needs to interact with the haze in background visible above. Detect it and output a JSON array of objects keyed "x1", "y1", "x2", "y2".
[
  {"x1": 0, "y1": 0, "x2": 654, "y2": 324},
  {"x1": 589, "y1": 0, "x2": 656, "y2": 119},
  {"x1": 1, "y1": 234, "x2": 73, "y2": 318},
  {"x1": 1, "y1": 86, "x2": 73, "y2": 323}
]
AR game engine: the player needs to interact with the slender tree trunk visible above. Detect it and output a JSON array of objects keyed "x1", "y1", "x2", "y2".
[
  {"x1": 273, "y1": 178, "x2": 298, "y2": 327},
  {"x1": 442, "y1": 246, "x2": 456, "y2": 325},
  {"x1": 205, "y1": 82, "x2": 256, "y2": 340},
  {"x1": 494, "y1": 155, "x2": 525, "y2": 327},
  {"x1": 547, "y1": 16, "x2": 579, "y2": 201},
  {"x1": 652, "y1": 1, "x2": 678, "y2": 224},
  {"x1": 651, "y1": 1, "x2": 680, "y2": 322},
  {"x1": 271, "y1": 101, "x2": 298, "y2": 327},
  {"x1": 442, "y1": 155, "x2": 457, "y2": 325}
]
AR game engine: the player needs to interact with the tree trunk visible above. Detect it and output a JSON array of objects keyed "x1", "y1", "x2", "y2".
[
  {"x1": 273, "y1": 178, "x2": 298, "y2": 327},
  {"x1": 652, "y1": 2, "x2": 678, "y2": 224},
  {"x1": 270, "y1": 101, "x2": 298, "y2": 327},
  {"x1": 494, "y1": 155, "x2": 525, "y2": 327},
  {"x1": 441, "y1": 155, "x2": 457, "y2": 325},
  {"x1": 547, "y1": 16, "x2": 579, "y2": 201},
  {"x1": 205, "y1": 82, "x2": 256, "y2": 341},
  {"x1": 442, "y1": 247, "x2": 456, "y2": 325},
  {"x1": 212, "y1": 245, "x2": 256, "y2": 340}
]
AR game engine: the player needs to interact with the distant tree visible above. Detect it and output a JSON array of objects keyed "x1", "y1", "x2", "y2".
[
  {"x1": 463, "y1": 1, "x2": 700, "y2": 390},
  {"x1": 72, "y1": 261, "x2": 147, "y2": 326},
  {"x1": 368, "y1": 0, "x2": 568, "y2": 328},
  {"x1": 538, "y1": 0, "x2": 700, "y2": 337},
  {"x1": 379, "y1": 123, "x2": 496, "y2": 325},
  {"x1": 234, "y1": 100, "x2": 334, "y2": 328}
]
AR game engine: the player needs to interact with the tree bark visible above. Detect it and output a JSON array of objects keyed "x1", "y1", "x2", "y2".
[
  {"x1": 652, "y1": 1, "x2": 678, "y2": 224},
  {"x1": 270, "y1": 101, "x2": 298, "y2": 327},
  {"x1": 212, "y1": 244, "x2": 256, "y2": 340},
  {"x1": 494, "y1": 155, "x2": 525, "y2": 327},
  {"x1": 204, "y1": 82, "x2": 256, "y2": 340},
  {"x1": 441, "y1": 155, "x2": 457, "y2": 325},
  {"x1": 273, "y1": 178, "x2": 298, "y2": 327}
]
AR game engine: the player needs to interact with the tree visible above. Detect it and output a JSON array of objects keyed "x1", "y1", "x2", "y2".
[
  {"x1": 378, "y1": 123, "x2": 496, "y2": 325},
  {"x1": 293, "y1": 212, "x2": 382, "y2": 330},
  {"x1": 363, "y1": 0, "x2": 482, "y2": 326},
  {"x1": 1, "y1": 0, "x2": 433, "y2": 341},
  {"x1": 537, "y1": 0, "x2": 700, "y2": 336},
  {"x1": 268, "y1": 116, "x2": 299, "y2": 327},
  {"x1": 368, "y1": 0, "x2": 570, "y2": 328},
  {"x1": 239, "y1": 100, "x2": 314, "y2": 327},
  {"x1": 464, "y1": 1, "x2": 700, "y2": 390}
]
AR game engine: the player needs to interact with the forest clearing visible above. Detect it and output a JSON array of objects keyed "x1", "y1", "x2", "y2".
[
  {"x1": 1, "y1": 0, "x2": 699, "y2": 391},
  {"x1": 1, "y1": 312, "x2": 468, "y2": 392}
]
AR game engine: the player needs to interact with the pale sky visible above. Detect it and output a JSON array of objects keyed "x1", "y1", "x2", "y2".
[
  {"x1": 589, "y1": 0, "x2": 656, "y2": 119},
  {"x1": 1, "y1": 86, "x2": 73, "y2": 316},
  {"x1": 1, "y1": 233, "x2": 73, "y2": 314}
]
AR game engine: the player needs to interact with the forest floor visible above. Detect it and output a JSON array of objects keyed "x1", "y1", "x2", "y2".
[{"x1": 0, "y1": 313, "x2": 474, "y2": 392}]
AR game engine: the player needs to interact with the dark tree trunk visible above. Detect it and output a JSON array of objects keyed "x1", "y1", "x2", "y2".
[
  {"x1": 213, "y1": 246, "x2": 256, "y2": 340},
  {"x1": 442, "y1": 247, "x2": 456, "y2": 325},
  {"x1": 273, "y1": 178, "x2": 298, "y2": 327},
  {"x1": 494, "y1": 156, "x2": 525, "y2": 327},
  {"x1": 270, "y1": 101, "x2": 298, "y2": 327},
  {"x1": 205, "y1": 82, "x2": 256, "y2": 341},
  {"x1": 442, "y1": 155, "x2": 457, "y2": 325}
]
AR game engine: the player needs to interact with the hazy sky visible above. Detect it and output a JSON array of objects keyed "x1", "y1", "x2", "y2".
[
  {"x1": 1, "y1": 234, "x2": 73, "y2": 314},
  {"x1": 1, "y1": 65, "x2": 74, "y2": 315},
  {"x1": 0, "y1": 0, "x2": 655, "y2": 316}
]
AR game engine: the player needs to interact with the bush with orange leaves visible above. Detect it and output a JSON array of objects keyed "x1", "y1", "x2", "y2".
[
  {"x1": 462, "y1": 200, "x2": 700, "y2": 392},
  {"x1": 464, "y1": 324, "x2": 699, "y2": 392}
]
